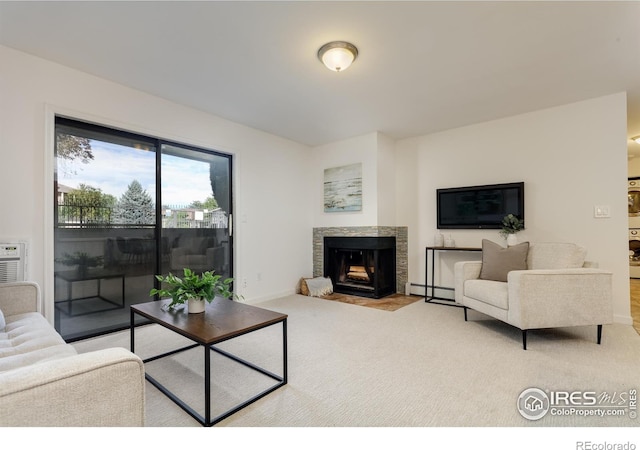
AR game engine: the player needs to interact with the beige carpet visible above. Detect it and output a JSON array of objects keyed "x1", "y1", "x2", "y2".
[
  {"x1": 318, "y1": 293, "x2": 424, "y2": 311},
  {"x1": 73, "y1": 294, "x2": 640, "y2": 431}
]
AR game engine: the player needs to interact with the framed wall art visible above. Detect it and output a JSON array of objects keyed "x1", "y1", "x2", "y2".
[{"x1": 324, "y1": 163, "x2": 362, "y2": 212}]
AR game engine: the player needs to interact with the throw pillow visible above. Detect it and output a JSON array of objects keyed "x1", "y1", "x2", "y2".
[
  {"x1": 0, "y1": 308, "x2": 5, "y2": 332},
  {"x1": 304, "y1": 276, "x2": 334, "y2": 297},
  {"x1": 479, "y1": 239, "x2": 529, "y2": 282}
]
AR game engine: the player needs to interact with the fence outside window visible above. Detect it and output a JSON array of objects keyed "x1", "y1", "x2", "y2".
[{"x1": 57, "y1": 201, "x2": 228, "y2": 229}]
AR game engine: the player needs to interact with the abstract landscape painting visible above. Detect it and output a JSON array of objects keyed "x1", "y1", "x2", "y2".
[{"x1": 324, "y1": 163, "x2": 362, "y2": 212}]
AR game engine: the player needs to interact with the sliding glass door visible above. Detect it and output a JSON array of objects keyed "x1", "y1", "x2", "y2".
[
  {"x1": 160, "y1": 144, "x2": 232, "y2": 280},
  {"x1": 54, "y1": 118, "x2": 233, "y2": 341}
]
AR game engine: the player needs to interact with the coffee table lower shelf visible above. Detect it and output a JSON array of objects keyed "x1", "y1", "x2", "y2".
[{"x1": 130, "y1": 300, "x2": 288, "y2": 427}]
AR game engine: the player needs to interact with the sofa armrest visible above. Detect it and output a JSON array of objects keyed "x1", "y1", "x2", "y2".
[
  {"x1": 0, "y1": 347, "x2": 145, "y2": 426},
  {"x1": 0, "y1": 282, "x2": 40, "y2": 316},
  {"x1": 507, "y1": 268, "x2": 613, "y2": 329},
  {"x1": 454, "y1": 261, "x2": 482, "y2": 303}
]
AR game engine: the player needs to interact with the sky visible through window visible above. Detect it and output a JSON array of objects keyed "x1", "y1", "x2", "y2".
[{"x1": 58, "y1": 140, "x2": 213, "y2": 206}]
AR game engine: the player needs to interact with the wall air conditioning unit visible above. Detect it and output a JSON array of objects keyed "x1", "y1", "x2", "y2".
[{"x1": 0, "y1": 242, "x2": 27, "y2": 283}]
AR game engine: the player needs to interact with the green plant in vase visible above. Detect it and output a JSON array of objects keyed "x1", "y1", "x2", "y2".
[
  {"x1": 149, "y1": 268, "x2": 240, "y2": 313},
  {"x1": 499, "y1": 213, "x2": 524, "y2": 245}
]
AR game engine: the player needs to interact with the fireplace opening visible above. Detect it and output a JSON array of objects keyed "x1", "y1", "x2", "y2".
[{"x1": 324, "y1": 236, "x2": 395, "y2": 299}]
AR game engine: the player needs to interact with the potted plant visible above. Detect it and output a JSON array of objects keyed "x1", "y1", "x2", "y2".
[
  {"x1": 149, "y1": 268, "x2": 240, "y2": 313},
  {"x1": 56, "y1": 252, "x2": 104, "y2": 276},
  {"x1": 499, "y1": 213, "x2": 524, "y2": 246}
]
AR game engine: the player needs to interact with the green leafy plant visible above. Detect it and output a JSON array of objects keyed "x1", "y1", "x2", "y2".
[
  {"x1": 149, "y1": 268, "x2": 240, "y2": 310},
  {"x1": 499, "y1": 213, "x2": 524, "y2": 238},
  {"x1": 56, "y1": 252, "x2": 104, "y2": 268}
]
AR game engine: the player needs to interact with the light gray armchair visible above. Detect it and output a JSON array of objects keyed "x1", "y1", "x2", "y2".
[
  {"x1": 170, "y1": 236, "x2": 224, "y2": 274},
  {"x1": 454, "y1": 241, "x2": 613, "y2": 349}
]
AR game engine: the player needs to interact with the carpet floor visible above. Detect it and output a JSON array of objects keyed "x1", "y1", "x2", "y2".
[{"x1": 73, "y1": 294, "x2": 640, "y2": 432}]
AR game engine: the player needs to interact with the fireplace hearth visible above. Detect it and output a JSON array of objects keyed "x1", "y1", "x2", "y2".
[{"x1": 324, "y1": 236, "x2": 396, "y2": 299}]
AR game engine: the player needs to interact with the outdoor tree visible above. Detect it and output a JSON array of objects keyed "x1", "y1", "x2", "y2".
[
  {"x1": 189, "y1": 196, "x2": 219, "y2": 210},
  {"x1": 55, "y1": 132, "x2": 94, "y2": 177},
  {"x1": 59, "y1": 184, "x2": 116, "y2": 224},
  {"x1": 56, "y1": 133, "x2": 93, "y2": 163},
  {"x1": 113, "y1": 180, "x2": 155, "y2": 225}
]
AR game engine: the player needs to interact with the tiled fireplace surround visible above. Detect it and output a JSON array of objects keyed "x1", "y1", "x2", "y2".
[{"x1": 312, "y1": 226, "x2": 408, "y2": 295}]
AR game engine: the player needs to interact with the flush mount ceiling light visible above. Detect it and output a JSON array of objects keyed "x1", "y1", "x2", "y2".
[
  {"x1": 318, "y1": 41, "x2": 358, "y2": 72},
  {"x1": 632, "y1": 136, "x2": 640, "y2": 144}
]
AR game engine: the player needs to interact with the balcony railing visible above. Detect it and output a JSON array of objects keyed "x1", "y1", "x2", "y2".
[{"x1": 57, "y1": 201, "x2": 228, "y2": 229}]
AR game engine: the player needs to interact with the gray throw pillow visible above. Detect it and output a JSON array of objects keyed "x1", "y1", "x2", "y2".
[{"x1": 479, "y1": 239, "x2": 529, "y2": 282}]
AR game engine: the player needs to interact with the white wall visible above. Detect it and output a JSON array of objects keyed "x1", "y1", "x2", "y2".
[
  {"x1": 0, "y1": 45, "x2": 312, "y2": 319},
  {"x1": 395, "y1": 93, "x2": 631, "y2": 324},
  {"x1": 628, "y1": 156, "x2": 640, "y2": 178},
  {"x1": 310, "y1": 131, "x2": 398, "y2": 228},
  {"x1": 0, "y1": 44, "x2": 631, "y2": 324},
  {"x1": 311, "y1": 132, "x2": 379, "y2": 227},
  {"x1": 376, "y1": 132, "x2": 397, "y2": 226}
]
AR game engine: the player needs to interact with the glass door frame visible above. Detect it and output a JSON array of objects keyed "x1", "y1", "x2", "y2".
[{"x1": 50, "y1": 114, "x2": 234, "y2": 340}]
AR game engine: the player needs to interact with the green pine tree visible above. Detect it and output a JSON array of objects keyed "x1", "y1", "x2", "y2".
[{"x1": 113, "y1": 180, "x2": 155, "y2": 225}]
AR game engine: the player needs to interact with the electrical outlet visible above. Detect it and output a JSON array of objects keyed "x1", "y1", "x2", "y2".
[{"x1": 242, "y1": 277, "x2": 248, "y2": 288}]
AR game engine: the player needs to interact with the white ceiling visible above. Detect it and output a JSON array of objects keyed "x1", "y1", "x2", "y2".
[{"x1": 2, "y1": 1, "x2": 640, "y2": 154}]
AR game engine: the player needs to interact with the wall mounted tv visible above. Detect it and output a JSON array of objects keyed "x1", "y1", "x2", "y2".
[{"x1": 437, "y1": 182, "x2": 524, "y2": 229}]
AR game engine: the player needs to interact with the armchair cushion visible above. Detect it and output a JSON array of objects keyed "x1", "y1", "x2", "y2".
[
  {"x1": 479, "y1": 239, "x2": 529, "y2": 282},
  {"x1": 465, "y1": 279, "x2": 509, "y2": 310},
  {"x1": 527, "y1": 242, "x2": 586, "y2": 269}
]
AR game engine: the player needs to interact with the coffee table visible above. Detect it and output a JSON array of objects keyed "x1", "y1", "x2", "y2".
[{"x1": 130, "y1": 298, "x2": 287, "y2": 426}]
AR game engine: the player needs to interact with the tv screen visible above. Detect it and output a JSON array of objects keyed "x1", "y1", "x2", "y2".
[{"x1": 437, "y1": 182, "x2": 524, "y2": 229}]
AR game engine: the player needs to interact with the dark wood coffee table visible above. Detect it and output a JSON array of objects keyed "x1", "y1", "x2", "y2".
[{"x1": 130, "y1": 298, "x2": 287, "y2": 426}]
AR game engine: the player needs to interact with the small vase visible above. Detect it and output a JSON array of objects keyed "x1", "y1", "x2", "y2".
[
  {"x1": 506, "y1": 234, "x2": 518, "y2": 246},
  {"x1": 187, "y1": 298, "x2": 206, "y2": 314}
]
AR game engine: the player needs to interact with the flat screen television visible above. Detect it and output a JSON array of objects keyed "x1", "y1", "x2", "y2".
[{"x1": 437, "y1": 182, "x2": 524, "y2": 229}]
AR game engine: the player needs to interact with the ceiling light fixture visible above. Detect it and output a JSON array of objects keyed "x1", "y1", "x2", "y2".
[
  {"x1": 318, "y1": 41, "x2": 358, "y2": 72},
  {"x1": 632, "y1": 136, "x2": 640, "y2": 144}
]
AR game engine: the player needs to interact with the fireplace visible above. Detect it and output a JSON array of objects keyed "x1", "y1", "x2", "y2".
[{"x1": 324, "y1": 236, "x2": 396, "y2": 299}]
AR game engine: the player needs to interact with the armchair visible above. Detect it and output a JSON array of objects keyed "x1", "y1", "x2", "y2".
[
  {"x1": 170, "y1": 236, "x2": 224, "y2": 274},
  {"x1": 454, "y1": 241, "x2": 613, "y2": 349}
]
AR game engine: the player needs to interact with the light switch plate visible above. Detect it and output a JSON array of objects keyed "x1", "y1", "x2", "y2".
[{"x1": 594, "y1": 205, "x2": 611, "y2": 218}]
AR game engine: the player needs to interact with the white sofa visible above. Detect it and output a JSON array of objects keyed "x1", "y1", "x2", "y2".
[
  {"x1": 454, "y1": 241, "x2": 613, "y2": 349},
  {"x1": 0, "y1": 282, "x2": 145, "y2": 426}
]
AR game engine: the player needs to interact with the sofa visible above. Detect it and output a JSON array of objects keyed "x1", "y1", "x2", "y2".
[
  {"x1": 454, "y1": 240, "x2": 613, "y2": 349},
  {"x1": 0, "y1": 282, "x2": 145, "y2": 426}
]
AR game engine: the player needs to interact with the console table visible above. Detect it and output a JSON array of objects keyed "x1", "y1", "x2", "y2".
[{"x1": 425, "y1": 246, "x2": 482, "y2": 306}]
